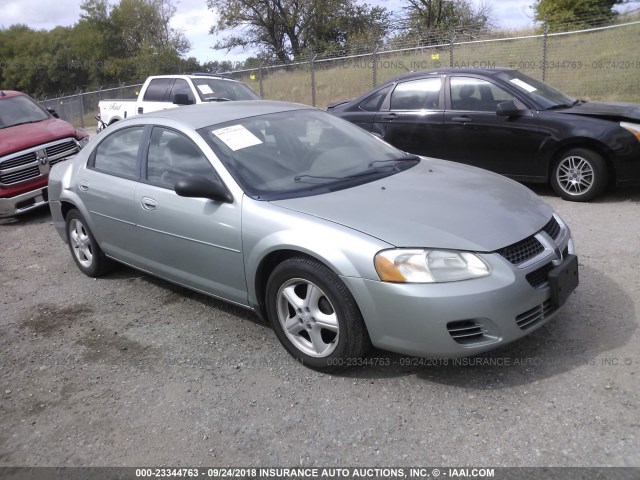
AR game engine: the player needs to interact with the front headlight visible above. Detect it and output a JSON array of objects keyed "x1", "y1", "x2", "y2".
[
  {"x1": 374, "y1": 249, "x2": 491, "y2": 283},
  {"x1": 621, "y1": 122, "x2": 640, "y2": 141}
]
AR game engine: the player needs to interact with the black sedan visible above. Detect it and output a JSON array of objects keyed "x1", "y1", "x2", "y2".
[{"x1": 328, "y1": 68, "x2": 640, "y2": 201}]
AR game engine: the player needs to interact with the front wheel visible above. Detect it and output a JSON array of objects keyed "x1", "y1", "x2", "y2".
[
  {"x1": 266, "y1": 257, "x2": 370, "y2": 371},
  {"x1": 65, "y1": 209, "x2": 112, "y2": 277},
  {"x1": 550, "y1": 148, "x2": 608, "y2": 202}
]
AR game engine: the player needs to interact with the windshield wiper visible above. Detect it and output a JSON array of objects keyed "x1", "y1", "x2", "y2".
[
  {"x1": 368, "y1": 155, "x2": 420, "y2": 167},
  {"x1": 203, "y1": 97, "x2": 232, "y2": 102},
  {"x1": 294, "y1": 174, "x2": 341, "y2": 184},
  {"x1": 294, "y1": 165, "x2": 406, "y2": 185}
]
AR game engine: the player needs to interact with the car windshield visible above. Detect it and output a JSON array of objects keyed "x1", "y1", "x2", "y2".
[
  {"x1": 495, "y1": 71, "x2": 575, "y2": 110},
  {"x1": 192, "y1": 78, "x2": 261, "y2": 102},
  {"x1": 0, "y1": 95, "x2": 49, "y2": 129},
  {"x1": 198, "y1": 109, "x2": 419, "y2": 200}
]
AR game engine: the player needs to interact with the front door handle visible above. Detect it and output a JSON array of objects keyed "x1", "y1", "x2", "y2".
[
  {"x1": 78, "y1": 181, "x2": 89, "y2": 191},
  {"x1": 137, "y1": 107, "x2": 144, "y2": 114},
  {"x1": 381, "y1": 113, "x2": 398, "y2": 121},
  {"x1": 141, "y1": 196, "x2": 157, "y2": 210},
  {"x1": 452, "y1": 116, "x2": 472, "y2": 123}
]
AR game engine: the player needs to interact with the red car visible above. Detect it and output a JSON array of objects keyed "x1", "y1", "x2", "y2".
[{"x1": 0, "y1": 90, "x2": 89, "y2": 218}]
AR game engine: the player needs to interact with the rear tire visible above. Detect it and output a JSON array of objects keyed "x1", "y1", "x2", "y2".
[
  {"x1": 550, "y1": 148, "x2": 608, "y2": 202},
  {"x1": 266, "y1": 257, "x2": 370, "y2": 371},
  {"x1": 65, "y1": 209, "x2": 112, "y2": 277}
]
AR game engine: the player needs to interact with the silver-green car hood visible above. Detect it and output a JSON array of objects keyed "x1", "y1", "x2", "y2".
[{"x1": 270, "y1": 158, "x2": 553, "y2": 252}]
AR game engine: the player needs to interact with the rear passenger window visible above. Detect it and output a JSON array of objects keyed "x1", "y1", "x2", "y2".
[
  {"x1": 390, "y1": 78, "x2": 442, "y2": 110},
  {"x1": 359, "y1": 86, "x2": 391, "y2": 112},
  {"x1": 146, "y1": 128, "x2": 215, "y2": 189},
  {"x1": 92, "y1": 126, "x2": 143, "y2": 178},
  {"x1": 143, "y1": 79, "x2": 173, "y2": 102}
]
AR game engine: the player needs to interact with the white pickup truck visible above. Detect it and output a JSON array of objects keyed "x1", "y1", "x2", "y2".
[{"x1": 97, "y1": 74, "x2": 261, "y2": 129}]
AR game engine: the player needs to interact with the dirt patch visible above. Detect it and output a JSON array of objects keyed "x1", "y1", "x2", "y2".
[{"x1": 20, "y1": 303, "x2": 94, "y2": 336}]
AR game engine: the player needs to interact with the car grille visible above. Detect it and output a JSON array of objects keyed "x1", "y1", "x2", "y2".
[
  {"x1": 0, "y1": 166, "x2": 41, "y2": 185},
  {"x1": 496, "y1": 236, "x2": 545, "y2": 265},
  {"x1": 46, "y1": 140, "x2": 77, "y2": 158},
  {"x1": 0, "y1": 138, "x2": 79, "y2": 186},
  {"x1": 0, "y1": 152, "x2": 37, "y2": 170},
  {"x1": 542, "y1": 216, "x2": 561, "y2": 240},
  {"x1": 447, "y1": 319, "x2": 488, "y2": 345},
  {"x1": 526, "y1": 262, "x2": 554, "y2": 288},
  {"x1": 516, "y1": 300, "x2": 558, "y2": 330}
]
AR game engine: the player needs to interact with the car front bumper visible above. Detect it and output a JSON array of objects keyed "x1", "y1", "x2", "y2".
[
  {"x1": 0, "y1": 186, "x2": 49, "y2": 218},
  {"x1": 343, "y1": 244, "x2": 576, "y2": 358}
]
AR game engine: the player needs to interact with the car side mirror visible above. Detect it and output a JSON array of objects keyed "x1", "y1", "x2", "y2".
[
  {"x1": 47, "y1": 108, "x2": 60, "y2": 118},
  {"x1": 173, "y1": 93, "x2": 194, "y2": 106},
  {"x1": 174, "y1": 176, "x2": 233, "y2": 203},
  {"x1": 496, "y1": 99, "x2": 530, "y2": 117}
]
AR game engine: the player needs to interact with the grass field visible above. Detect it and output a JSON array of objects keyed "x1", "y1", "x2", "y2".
[{"x1": 235, "y1": 21, "x2": 640, "y2": 108}]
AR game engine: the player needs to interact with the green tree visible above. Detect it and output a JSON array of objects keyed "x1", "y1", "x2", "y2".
[
  {"x1": 400, "y1": 0, "x2": 493, "y2": 43},
  {"x1": 534, "y1": 0, "x2": 624, "y2": 30},
  {"x1": 206, "y1": 0, "x2": 391, "y2": 62}
]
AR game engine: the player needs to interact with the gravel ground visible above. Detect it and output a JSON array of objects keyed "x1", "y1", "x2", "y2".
[{"x1": 0, "y1": 185, "x2": 639, "y2": 468}]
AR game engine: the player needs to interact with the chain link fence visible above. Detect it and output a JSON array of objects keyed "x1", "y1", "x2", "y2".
[{"x1": 39, "y1": 18, "x2": 640, "y2": 128}]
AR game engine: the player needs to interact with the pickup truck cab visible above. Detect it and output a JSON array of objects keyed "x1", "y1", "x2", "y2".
[
  {"x1": 0, "y1": 90, "x2": 88, "y2": 218},
  {"x1": 97, "y1": 74, "x2": 261, "y2": 129}
]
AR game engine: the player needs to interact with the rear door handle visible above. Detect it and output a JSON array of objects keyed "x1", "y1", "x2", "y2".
[
  {"x1": 452, "y1": 116, "x2": 472, "y2": 123},
  {"x1": 141, "y1": 196, "x2": 157, "y2": 210},
  {"x1": 137, "y1": 107, "x2": 144, "y2": 114},
  {"x1": 381, "y1": 113, "x2": 398, "y2": 121},
  {"x1": 79, "y1": 181, "x2": 89, "y2": 191}
]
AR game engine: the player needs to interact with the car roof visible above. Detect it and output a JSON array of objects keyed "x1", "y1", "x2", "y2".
[
  {"x1": 0, "y1": 90, "x2": 27, "y2": 100},
  {"x1": 144, "y1": 101, "x2": 314, "y2": 129},
  {"x1": 391, "y1": 67, "x2": 516, "y2": 82},
  {"x1": 148, "y1": 74, "x2": 241, "y2": 83}
]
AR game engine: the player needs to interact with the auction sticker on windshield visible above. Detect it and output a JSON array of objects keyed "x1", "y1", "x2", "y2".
[
  {"x1": 212, "y1": 125, "x2": 263, "y2": 151},
  {"x1": 510, "y1": 78, "x2": 537, "y2": 93}
]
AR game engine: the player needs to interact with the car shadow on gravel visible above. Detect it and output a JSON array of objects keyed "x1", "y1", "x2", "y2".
[
  {"x1": 0, "y1": 207, "x2": 52, "y2": 226},
  {"x1": 336, "y1": 264, "x2": 637, "y2": 386}
]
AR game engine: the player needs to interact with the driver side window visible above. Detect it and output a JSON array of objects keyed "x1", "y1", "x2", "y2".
[
  {"x1": 146, "y1": 128, "x2": 216, "y2": 189},
  {"x1": 450, "y1": 77, "x2": 515, "y2": 112}
]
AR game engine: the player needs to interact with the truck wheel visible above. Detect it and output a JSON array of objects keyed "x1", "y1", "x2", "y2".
[
  {"x1": 265, "y1": 256, "x2": 370, "y2": 371},
  {"x1": 65, "y1": 209, "x2": 112, "y2": 277},
  {"x1": 551, "y1": 148, "x2": 608, "y2": 202}
]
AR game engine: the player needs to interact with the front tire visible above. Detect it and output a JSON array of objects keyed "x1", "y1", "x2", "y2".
[
  {"x1": 266, "y1": 257, "x2": 370, "y2": 371},
  {"x1": 551, "y1": 148, "x2": 608, "y2": 202},
  {"x1": 65, "y1": 209, "x2": 112, "y2": 277}
]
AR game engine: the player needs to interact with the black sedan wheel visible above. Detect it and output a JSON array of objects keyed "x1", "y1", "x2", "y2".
[
  {"x1": 551, "y1": 148, "x2": 608, "y2": 202},
  {"x1": 266, "y1": 257, "x2": 370, "y2": 371}
]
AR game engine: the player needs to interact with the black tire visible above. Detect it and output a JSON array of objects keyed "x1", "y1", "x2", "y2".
[
  {"x1": 65, "y1": 209, "x2": 113, "y2": 277},
  {"x1": 266, "y1": 257, "x2": 370, "y2": 371},
  {"x1": 550, "y1": 148, "x2": 609, "y2": 202}
]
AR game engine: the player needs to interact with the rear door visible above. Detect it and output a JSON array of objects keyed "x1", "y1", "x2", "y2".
[
  {"x1": 372, "y1": 76, "x2": 445, "y2": 157},
  {"x1": 79, "y1": 125, "x2": 145, "y2": 263},
  {"x1": 133, "y1": 126, "x2": 246, "y2": 305}
]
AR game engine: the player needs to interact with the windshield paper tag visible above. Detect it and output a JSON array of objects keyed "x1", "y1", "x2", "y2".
[
  {"x1": 212, "y1": 125, "x2": 263, "y2": 151},
  {"x1": 197, "y1": 84, "x2": 214, "y2": 94},
  {"x1": 510, "y1": 78, "x2": 537, "y2": 93}
]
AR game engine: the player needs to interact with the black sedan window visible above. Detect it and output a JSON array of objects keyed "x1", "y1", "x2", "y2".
[
  {"x1": 390, "y1": 78, "x2": 442, "y2": 110},
  {"x1": 495, "y1": 71, "x2": 574, "y2": 110},
  {"x1": 450, "y1": 77, "x2": 516, "y2": 112},
  {"x1": 359, "y1": 85, "x2": 392, "y2": 111}
]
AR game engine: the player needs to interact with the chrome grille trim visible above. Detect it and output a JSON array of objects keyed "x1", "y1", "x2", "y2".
[
  {"x1": 0, "y1": 137, "x2": 79, "y2": 186},
  {"x1": 516, "y1": 300, "x2": 558, "y2": 330}
]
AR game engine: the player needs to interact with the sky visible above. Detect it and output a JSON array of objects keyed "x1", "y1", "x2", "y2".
[{"x1": 1, "y1": 0, "x2": 639, "y2": 64}]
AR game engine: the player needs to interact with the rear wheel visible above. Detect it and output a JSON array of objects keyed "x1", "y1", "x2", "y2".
[
  {"x1": 551, "y1": 148, "x2": 608, "y2": 202},
  {"x1": 65, "y1": 209, "x2": 112, "y2": 277},
  {"x1": 266, "y1": 257, "x2": 370, "y2": 371}
]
